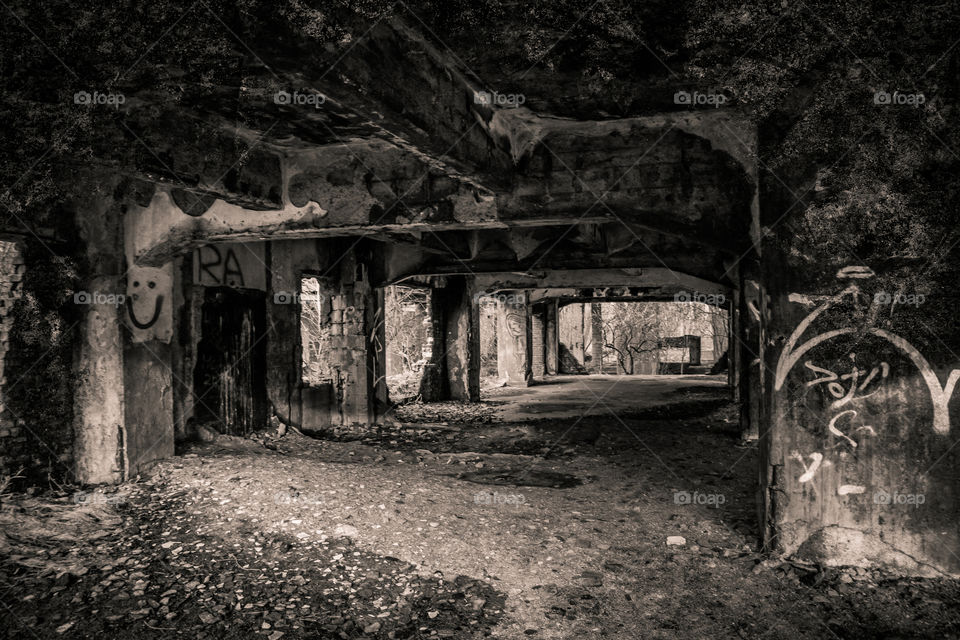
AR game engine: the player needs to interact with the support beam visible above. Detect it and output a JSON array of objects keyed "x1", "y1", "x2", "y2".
[
  {"x1": 420, "y1": 277, "x2": 480, "y2": 401},
  {"x1": 762, "y1": 261, "x2": 960, "y2": 576},
  {"x1": 739, "y1": 267, "x2": 762, "y2": 442},
  {"x1": 531, "y1": 304, "x2": 546, "y2": 379},
  {"x1": 728, "y1": 290, "x2": 740, "y2": 402},
  {"x1": 418, "y1": 290, "x2": 448, "y2": 402},
  {"x1": 566, "y1": 304, "x2": 585, "y2": 366},
  {"x1": 443, "y1": 280, "x2": 480, "y2": 401},
  {"x1": 75, "y1": 275, "x2": 125, "y2": 484},
  {"x1": 589, "y1": 303, "x2": 604, "y2": 374},
  {"x1": 496, "y1": 292, "x2": 531, "y2": 386},
  {"x1": 545, "y1": 300, "x2": 559, "y2": 375}
]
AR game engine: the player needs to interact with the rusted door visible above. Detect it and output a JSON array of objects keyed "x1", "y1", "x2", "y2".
[{"x1": 193, "y1": 287, "x2": 267, "y2": 435}]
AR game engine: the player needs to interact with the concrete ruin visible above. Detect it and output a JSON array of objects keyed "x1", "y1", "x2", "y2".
[{"x1": 2, "y1": 10, "x2": 958, "y2": 582}]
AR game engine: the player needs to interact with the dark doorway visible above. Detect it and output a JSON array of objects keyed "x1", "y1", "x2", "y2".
[{"x1": 193, "y1": 287, "x2": 268, "y2": 435}]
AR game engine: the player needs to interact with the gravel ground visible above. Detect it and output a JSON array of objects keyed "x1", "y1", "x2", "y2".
[{"x1": 3, "y1": 385, "x2": 960, "y2": 639}]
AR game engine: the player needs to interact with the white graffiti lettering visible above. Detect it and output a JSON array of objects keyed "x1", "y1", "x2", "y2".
[{"x1": 775, "y1": 284, "x2": 959, "y2": 434}]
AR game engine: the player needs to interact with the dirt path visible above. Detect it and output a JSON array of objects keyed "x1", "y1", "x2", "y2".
[{"x1": 3, "y1": 381, "x2": 960, "y2": 639}]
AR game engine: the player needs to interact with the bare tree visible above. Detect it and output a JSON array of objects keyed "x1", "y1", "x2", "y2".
[
  {"x1": 384, "y1": 286, "x2": 429, "y2": 375},
  {"x1": 600, "y1": 301, "x2": 729, "y2": 374},
  {"x1": 601, "y1": 303, "x2": 661, "y2": 374}
]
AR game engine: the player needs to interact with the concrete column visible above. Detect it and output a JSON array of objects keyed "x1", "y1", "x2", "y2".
[
  {"x1": 76, "y1": 180, "x2": 177, "y2": 484},
  {"x1": 496, "y1": 291, "x2": 531, "y2": 386},
  {"x1": 419, "y1": 288, "x2": 447, "y2": 402},
  {"x1": 531, "y1": 304, "x2": 546, "y2": 379},
  {"x1": 761, "y1": 259, "x2": 960, "y2": 576},
  {"x1": 442, "y1": 277, "x2": 480, "y2": 401},
  {"x1": 588, "y1": 302, "x2": 603, "y2": 373},
  {"x1": 75, "y1": 275, "x2": 125, "y2": 484},
  {"x1": 545, "y1": 299, "x2": 558, "y2": 375},
  {"x1": 419, "y1": 277, "x2": 480, "y2": 401},
  {"x1": 728, "y1": 291, "x2": 740, "y2": 402},
  {"x1": 739, "y1": 266, "x2": 762, "y2": 442},
  {"x1": 571, "y1": 304, "x2": 585, "y2": 365}
]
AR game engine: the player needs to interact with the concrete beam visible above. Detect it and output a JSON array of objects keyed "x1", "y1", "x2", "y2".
[
  {"x1": 126, "y1": 139, "x2": 497, "y2": 267},
  {"x1": 475, "y1": 268, "x2": 729, "y2": 297},
  {"x1": 125, "y1": 108, "x2": 755, "y2": 267}
]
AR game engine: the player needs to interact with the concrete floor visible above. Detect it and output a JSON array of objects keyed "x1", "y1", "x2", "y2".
[{"x1": 486, "y1": 374, "x2": 730, "y2": 421}]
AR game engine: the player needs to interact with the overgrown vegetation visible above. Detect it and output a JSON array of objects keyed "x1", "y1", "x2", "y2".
[{"x1": 2, "y1": 0, "x2": 956, "y2": 260}]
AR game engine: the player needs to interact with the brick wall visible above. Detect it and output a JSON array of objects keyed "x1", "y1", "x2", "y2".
[
  {"x1": 0, "y1": 241, "x2": 27, "y2": 478},
  {"x1": 1, "y1": 239, "x2": 78, "y2": 485}
]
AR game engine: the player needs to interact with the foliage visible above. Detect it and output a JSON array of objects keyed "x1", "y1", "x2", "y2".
[
  {"x1": 384, "y1": 285, "x2": 428, "y2": 376},
  {"x1": 600, "y1": 302, "x2": 728, "y2": 374},
  {"x1": 299, "y1": 276, "x2": 326, "y2": 385}
]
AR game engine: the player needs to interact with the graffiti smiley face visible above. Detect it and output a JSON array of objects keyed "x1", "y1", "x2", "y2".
[{"x1": 126, "y1": 266, "x2": 173, "y2": 343}]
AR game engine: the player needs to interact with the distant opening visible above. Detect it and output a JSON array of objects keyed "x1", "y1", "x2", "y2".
[
  {"x1": 478, "y1": 295, "x2": 499, "y2": 390},
  {"x1": 589, "y1": 301, "x2": 729, "y2": 375},
  {"x1": 383, "y1": 284, "x2": 430, "y2": 402},
  {"x1": 299, "y1": 276, "x2": 326, "y2": 386}
]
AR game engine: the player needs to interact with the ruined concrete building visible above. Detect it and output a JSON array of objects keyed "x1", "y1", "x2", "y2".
[{"x1": 2, "y1": 4, "x2": 958, "y2": 587}]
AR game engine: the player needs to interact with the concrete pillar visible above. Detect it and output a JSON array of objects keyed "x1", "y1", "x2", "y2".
[
  {"x1": 545, "y1": 299, "x2": 558, "y2": 375},
  {"x1": 571, "y1": 304, "x2": 585, "y2": 365},
  {"x1": 739, "y1": 264, "x2": 762, "y2": 442},
  {"x1": 728, "y1": 291, "x2": 740, "y2": 402},
  {"x1": 74, "y1": 180, "x2": 176, "y2": 484},
  {"x1": 588, "y1": 302, "x2": 603, "y2": 374},
  {"x1": 444, "y1": 279, "x2": 480, "y2": 401},
  {"x1": 419, "y1": 289, "x2": 447, "y2": 402},
  {"x1": 75, "y1": 275, "x2": 125, "y2": 484},
  {"x1": 531, "y1": 304, "x2": 545, "y2": 378},
  {"x1": 419, "y1": 277, "x2": 480, "y2": 401},
  {"x1": 761, "y1": 259, "x2": 960, "y2": 575},
  {"x1": 496, "y1": 291, "x2": 531, "y2": 386}
]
